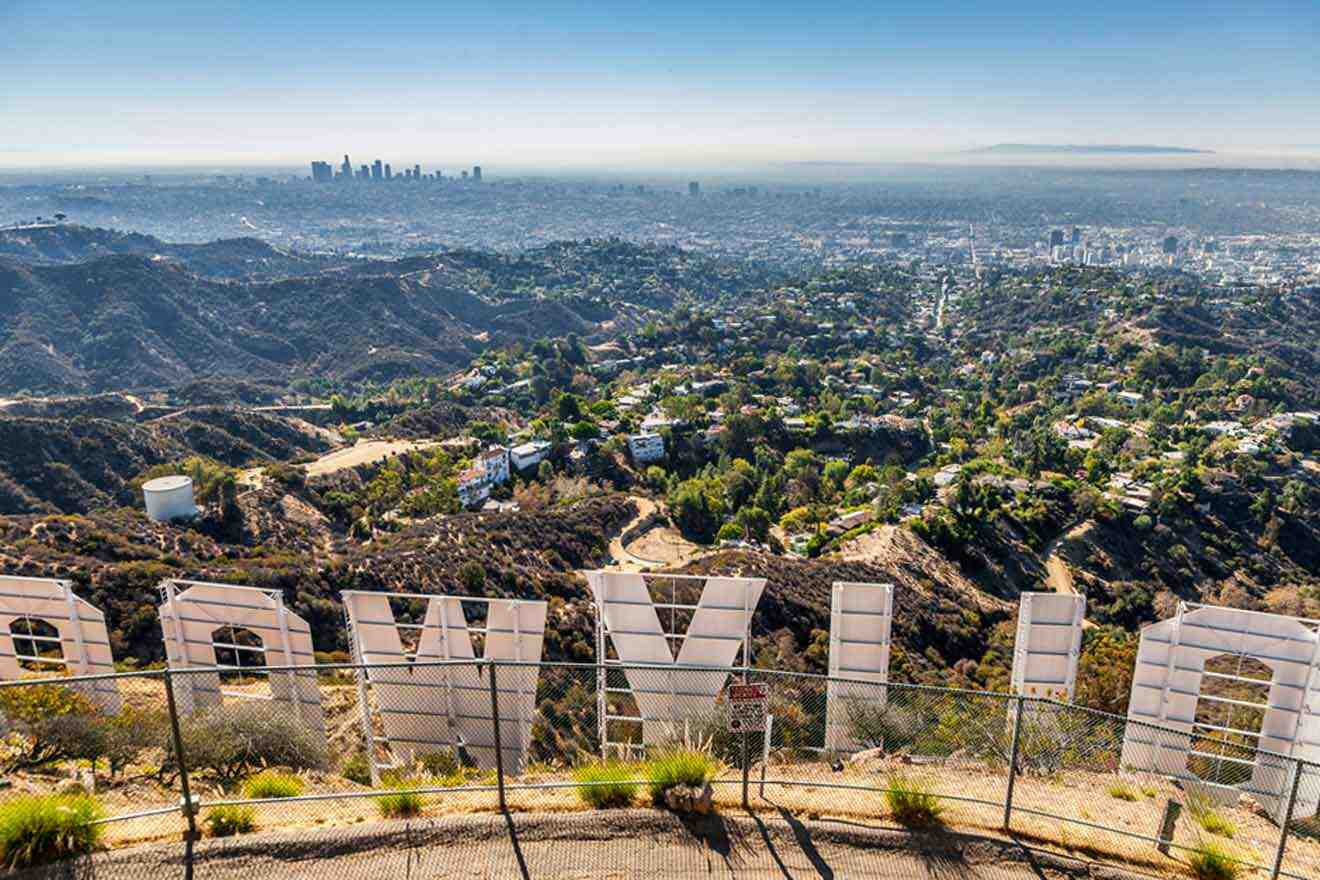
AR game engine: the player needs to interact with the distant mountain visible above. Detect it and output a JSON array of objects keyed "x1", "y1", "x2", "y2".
[
  {"x1": 0, "y1": 237, "x2": 772, "y2": 395},
  {"x1": 0, "y1": 223, "x2": 341, "y2": 279},
  {"x1": 974, "y1": 144, "x2": 1212, "y2": 155}
]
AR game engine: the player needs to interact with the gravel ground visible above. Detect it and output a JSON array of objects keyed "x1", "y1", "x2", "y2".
[{"x1": 11, "y1": 810, "x2": 1148, "y2": 880}]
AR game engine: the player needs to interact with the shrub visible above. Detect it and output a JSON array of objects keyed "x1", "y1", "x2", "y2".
[
  {"x1": 1106, "y1": 781, "x2": 1138, "y2": 801},
  {"x1": 646, "y1": 747, "x2": 720, "y2": 807},
  {"x1": 101, "y1": 707, "x2": 168, "y2": 778},
  {"x1": 1194, "y1": 809, "x2": 1236, "y2": 839},
  {"x1": 242, "y1": 770, "x2": 305, "y2": 800},
  {"x1": 0, "y1": 685, "x2": 102, "y2": 769},
  {"x1": 376, "y1": 779, "x2": 425, "y2": 818},
  {"x1": 883, "y1": 774, "x2": 944, "y2": 828},
  {"x1": 0, "y1": 794, "x2": 104, "y2": 870},
  {"x1": 203, "y1": 805, "x2": 255, "y2": 837},
  {"x1": 172, "y1": 702, "x2": 329, "y2": 787},
  {"x1": 1187, "y1": 793, "x2": 1236, "y2": 838},
  {"x1": 341, "y1": 752, "x2": 373, "y2": 785},
  {"x1": 418, "y1": 749, "x2": 461, "y2": 779},
  {"x1": 845, "y1": 698, "x2": 939, "y2": 755},
  {"x1": 1187, "y1": 841, "x2": 1239, "y2": 880},
  {"x1": 573, "y1": 761, "x2": 640, "y2": 809}
]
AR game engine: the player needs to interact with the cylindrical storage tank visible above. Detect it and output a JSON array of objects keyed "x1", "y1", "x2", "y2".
[{"x1": 142, "y1": 475, "x2": 198, "y2": 522}]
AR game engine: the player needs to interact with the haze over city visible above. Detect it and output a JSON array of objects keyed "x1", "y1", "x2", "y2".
[{"x1": 5, "y1": 0, "x2": 1320, "y2": 171}]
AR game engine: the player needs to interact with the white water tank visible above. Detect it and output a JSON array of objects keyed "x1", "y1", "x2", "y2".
[{"x1": 142, "y1": 475, "x2": 198, "y2": 522}]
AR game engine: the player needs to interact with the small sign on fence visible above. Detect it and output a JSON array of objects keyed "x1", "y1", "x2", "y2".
[{"x1": 727, "y1": 683, "x2": 768, "y2": 733}]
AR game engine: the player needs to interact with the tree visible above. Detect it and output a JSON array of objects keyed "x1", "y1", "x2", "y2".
[
  {"x1": 458, "y1": 561, "x2": 486, "y2": 592},
  {"x1": 668, "y1": 478, "x2": 721, "y2": 544}
]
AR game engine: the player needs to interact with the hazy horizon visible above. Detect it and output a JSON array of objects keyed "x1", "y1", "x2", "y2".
[{"x1": 4, "y1": 1, "x2": 1320, "y2": 172}]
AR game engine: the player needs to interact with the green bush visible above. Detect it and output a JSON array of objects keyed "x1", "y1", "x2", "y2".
[
  {"x1": 172, "y1": 702, "x2": 329, "y2": 787},
  {"x1": 1187, "y1": 841, "x2": 1239, "y2": 880},
  {"x1": 0, "y1": 794, "x2": 104, "y2": 870},
  {"x1": 341, "y1": 752, "x2": 373, "y2": 785},
  {"x1": 376, "y1": 779, "x2": 425, "y2": 818},
  {"x1": 203, "y1": 805, "x2": 255, "y2": 837},
  {"x1": 0, "y1": 685, "x2": 102, "y2": 769},
  {"x1": 1106, "y1": 781, "x2": 1137, "y2": 802},
  {"x1": 645, "y1": 747, "x2": 720, "y2": 806},
  {"x1": 242, "y1": 770, "x2": 305, "y2": 799},
  {"x1": 1187, "y1": 794, "x2": 1237, "y2": 839},
  {"x1": 883, "y1": 774, "x2": 944, "y2": 828},
  {"x1": 418, "y1": 749, "x2": 461, "y2": 779},
  {"x1": 573, "y1": 761, "x2": 640, "y2": 809}
]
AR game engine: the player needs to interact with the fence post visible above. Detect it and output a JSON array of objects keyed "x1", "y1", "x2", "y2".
[
  {"x1": 163, "y1": 669, "x2": 199, "y2": 880},
  {"x1": 1002, "y1": 694, "x2": 1025, "y2": 830},
  {"x1": 1270, "y1": 759, "x2": 1304, "y2": 880},
  {"x1": 487, "y1": 659, "x2": 507, "y2": 813}
]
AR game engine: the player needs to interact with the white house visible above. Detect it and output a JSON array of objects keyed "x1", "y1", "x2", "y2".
[
  {"x1": 480, "y1": 446, "x2": 511, "y2": 485},
  {"x1": 628, "y1": 433, "x2": 666, "y2": 463},
  {"x1": 510, "y1": 440, "x2": 551, "y2": 471},
  {"x1": 457, "y1": 468, "x2": 491, "y2": 508}
]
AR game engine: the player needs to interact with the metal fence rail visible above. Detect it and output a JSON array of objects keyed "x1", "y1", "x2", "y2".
[{"x1": 0, "y1": 660, "x2": 1316, "y2": 879}]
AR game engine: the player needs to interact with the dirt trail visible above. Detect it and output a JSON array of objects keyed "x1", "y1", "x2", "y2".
[
  {"x1": 1042, "y1": 521, "x2": 1096, "y2": 629},
  {"x1": 304, "y1": 438, "x2": 438, "y2": 477},
  {"x1": 607, "y1": 496, "x2": 661, "y2": 571}
]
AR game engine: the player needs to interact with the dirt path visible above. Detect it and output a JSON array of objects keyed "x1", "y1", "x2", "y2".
[
  {"x1": 1042, "y1": 522, "x2": 1096, "y2": 629},
  {"x1": 304, "y1": 439, "x2": 439, "y2": 477},
  {"x1": 608, "y1": 496, "x2": 661, "y2": 571}
]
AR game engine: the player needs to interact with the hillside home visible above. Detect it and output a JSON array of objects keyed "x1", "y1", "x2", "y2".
[
  {"x1": 628, "y1": 432, "x2": 666, "y2": 463},
  {"x1": 510, "y1": 440, "x2": 551, "y2": 471}
]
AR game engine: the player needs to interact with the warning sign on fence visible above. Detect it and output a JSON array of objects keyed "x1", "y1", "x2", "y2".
[{"x1": 727, "y1": 683, "x2": 768, "y2": 733}]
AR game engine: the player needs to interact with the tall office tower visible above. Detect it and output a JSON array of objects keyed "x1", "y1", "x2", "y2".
[
  {"x1": 414, "y1": 164, "x2": 421, "y2": 179},
  {"x1": 688, "y1": 181, "x2": 700, "y2": 197},
  {"x1": 473, "y1": 165, "x2": 482, "y2": 181},
  {"x1": 310, "y1": 161, "x2": 333, "y2": 183},
  {"x1": 461, "y1": 170, "x2": 469, "y2": 180},
  {"x1": 1049, "y1": 229, "x2": 1065, "y2": 248},
  {"x1": 371, "y1": 160, "x2": 383, "y2": 180},
  {"x1": 341, "y1": 154, "x2": 352, "y2": 178},
  {"x1": 1162, "y1": 234, "x2": 1179, "y2": 255},
  {"x1": 1070, "y1": 226, "x2": 1080, "y2": 245},
  {"x1": 359, "y1": 165, "x2": 369, "y2": 179},
  {"x1": 384, "y1": 163, "x2": 392, "y2": 180}
]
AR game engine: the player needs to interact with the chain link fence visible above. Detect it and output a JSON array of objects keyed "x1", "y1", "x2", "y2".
[{"x1": 1, "y1": 661, "x2": 1317, "y2": 879}]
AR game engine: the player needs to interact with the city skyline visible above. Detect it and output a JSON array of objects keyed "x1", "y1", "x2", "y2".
[{"x1": 4, "y1": 1, "x2": 1320, "y2": 170}]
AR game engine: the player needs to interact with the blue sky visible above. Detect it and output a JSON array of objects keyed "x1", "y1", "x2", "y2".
[{"x1": 2, "y1": 0, "x2": 1317, "y2": 168}]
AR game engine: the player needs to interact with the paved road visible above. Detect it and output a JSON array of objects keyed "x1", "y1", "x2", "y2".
[{"x1": 74, "y1": 811, "x2": 1132, "y2": 880}]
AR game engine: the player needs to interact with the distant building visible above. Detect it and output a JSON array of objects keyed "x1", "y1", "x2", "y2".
[
  {"x1": 414, "y1": 164, "x2": 421, "y2": 180},
  {"x1": 510, "y1": 440, "x2": 551, "y2": 471},
  {"x1": 371, "y1": 159, "x2": 383, "y2": 180},
  {"x1": 310, "y1": 161, "x2": 333, "y2": 183},
  {"x1": 1162, "y1": 235, "x2": 1179, "y2": 255},
  {"x1": 627, "y1": 433, "x2": 666, "y2": 464},
  {"x1": 688, "y1": 181, "x2": 700, "y2": 197},
  {"x1": 457, "y1": 467, "x2": 491, "y2": 508},
  {"x1": 384, "y1": 163, "x2": 392, "y2": 180},
  {"x1": 480, "y1": 446, "x2": 511, "y2": 485},
  {"x1": 1049, "y1": 229, "x2": 1065, "y2": 248},
  {"x1": 472, "y1": 165, "x2": 482, "y2": 182}
]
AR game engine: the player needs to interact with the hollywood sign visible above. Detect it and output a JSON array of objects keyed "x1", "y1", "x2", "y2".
[{"x1": 3, "y1": 570, "x2": 1315, "y2": 817}]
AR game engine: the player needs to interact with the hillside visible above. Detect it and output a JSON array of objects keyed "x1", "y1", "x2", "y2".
[
  {"x1": 0, "y1": 223, "x2": 341, "y2": 279},
  {"x1": 0, "y1": 237, "x2": 779, "y2": 395},
  {"x1": 0, "y1": 409, "x2": 331, "y2": 513}
]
